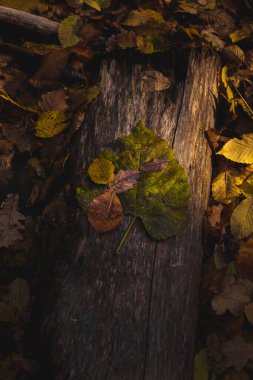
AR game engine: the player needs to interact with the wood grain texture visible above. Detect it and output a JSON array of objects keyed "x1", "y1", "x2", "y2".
[
  {"x1": 0, "y1": 6, "x2": 59, "y2": 36},
  {"x1": 33, "y1": 49, "x2": 220, "y2": 380}
]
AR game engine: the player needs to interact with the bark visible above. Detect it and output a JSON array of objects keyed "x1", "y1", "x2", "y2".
[
  {"x1": 32, "y1": 49, "x2": 220, "y2": 380},
  {"x1": 0, "y1": 6, "x2": 59, "y2": 37}
]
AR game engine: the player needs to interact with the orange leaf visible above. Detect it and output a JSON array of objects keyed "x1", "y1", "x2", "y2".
[{"x1": 87, "y1": 190, "x2": 123, "y2": 233}]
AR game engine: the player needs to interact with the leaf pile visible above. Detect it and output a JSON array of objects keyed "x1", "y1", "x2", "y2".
[{"x1": 77, "y1": 121, "x2": 189, "y2": 249}]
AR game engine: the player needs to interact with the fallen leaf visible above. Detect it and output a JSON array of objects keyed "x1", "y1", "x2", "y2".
[
  {"x1": 83, "y1": 0, "x2": 111, "y2": 11},
  {"x1": 0, "y1": 122, "x2": 41, "y2": 153},
  {"x1": 236, "y1": 238, "x2": 253, "y2": 279},
  {"x1": 116, "y1": 121, "x2": 189, "y2": 239},
  {"x1": 0, "y1": 194, "x2": 25, "y2": 248},
  {"x1": 141, "y1": 70, "x2": 173, "y2": 92},
  {"x1": 0, "y1": 139, "x2": 13, "y2": 170},
  {"x1": 0, "y1": 302, "x2": 18, "y2": 324},
  {"x1": 58, "y1": 16, "x2": 80, "y2": 48},
  {"x1": 76, "y1": 186, "x2": 103, "y2": 212},
  {"x1": 217, "y1": 134, "x2": 253, "y2": 164},
  {"x1": 123, "y1": 9, "x2": 164, "y2": 27},
  {"x1": 193, "y1": 349, "x2": 209, "y2": 380},
  {"x1": 39, "y1": 89, "x2": 69, "y2": 112},
  {"x1": 219, "y1": 335, "x2": 253, "y2": 372},
  {"x1": 88, "y1": 158, "x2": 115, "y2": 184},
  {"x1": 110, "y1": 169, "x2": 140, "y2": 193},
  {"x1": 211, "y1": 275, "x2": 250, "y2": 316},
  {"x1": 140, "y1": 158, "x2": 170, "y2": 171},
  {"x1": 0, "y1": 0, "x2": 48, "y2": 12},
  {"x1": 230, "y1": 28, "x2": 251, "y2": 43},
  {"x1": 87, "y1": 190, "x2": 123, "y2": 233},
  {"x1": 212, "y1": 170, "x2": 242, "y2": 204},
  {"x1": 35, "y1": 110, "x2": 68, "y2": 138},
  {"x1": 244, "y1": 303, "x2": 253, "y2": 325},
  {"x1": 208, "y1": 204, "x2": 224, "y2": 228},
  {"x1": 2, "y1": 278, "x2": 30, "y2": 320},
  {"x1": 231, "y1": 197, "x2": 253, "y2": 240}
]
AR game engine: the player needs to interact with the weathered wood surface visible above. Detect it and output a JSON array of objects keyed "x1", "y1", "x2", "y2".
[
  {"x1": 0, "y1": 6, "x2": 59, "y2": 37},
  {"x1": 33, "y1": 49, "x2": 220, "y2": 380}
]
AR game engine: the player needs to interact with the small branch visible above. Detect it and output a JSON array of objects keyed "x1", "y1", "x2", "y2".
[{"x1": 0, "y1": 6, "x2": 59, "y2": 37}]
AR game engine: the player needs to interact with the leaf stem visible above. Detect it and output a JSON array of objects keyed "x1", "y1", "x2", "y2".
[{"x1": 115, "y1": 215, "x2": 137, "y2": 254}]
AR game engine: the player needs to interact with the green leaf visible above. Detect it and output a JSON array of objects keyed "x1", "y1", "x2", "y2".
[
  {"x1": 194, "y1": 349, "x2": 209, "y2": 380},
  {"x1": 88, "y1": 158, "x2": 115, "y2": 184},
  {"x1": 212, "y1": 170, "x2": 242, "y2": 204},
  {"x1": 217, "y1": 134, "x2": 253, "y2": 164},
  {"x1": 58, "y1": 16, "x2": 80, "y2": 48},
  {"x1": 231, "y1": 198, "x2": 253, "y2": 239},
  {"x1": 35, "y1": 111, "x2": 68, "y2": 138},
  {"x1": 115, "y1": 121, "x2": 189, "y2": 239},
  {"x1": 76, "y1": 186, "x2": 103, "y2": 212}
]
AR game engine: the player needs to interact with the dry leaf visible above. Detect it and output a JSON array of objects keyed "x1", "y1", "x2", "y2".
[
  {"x1": 87, "y1": 190, "x2": 123, "y2": 233},
  {"x1": 244, "y1": 303, "x2": 253, "y2": 325},
  {"x1": 208, "y1": 204, "x2": 223, "y2": 228},
  {"x1": 30, "y1": 49, "x2": 69, "y2": 83},
  {"x1": 0, "y1": 139, "x2": 13, "y2": 170},
  {"x1": 219, "y1": 335, "x2": 253, "y2": 372},
  {"x1": 140, "y1": 158, "x2": 170, "y2": 172},
  {"x1": 236, "y1": 238, "x2": 253, "y2": 279},
  {"x1": 88, "y1": 158, "x2": 115, "y2": 184},
  {"x1": 39, "y1": 89, "x2": 69, "y2": 112},
  {"x1": 110, "y1": 169, "x2": 140, "y2": 193},
  {"x1": 0, "y1": 194, "x2": 25, "y2": 248},
  {"x1": 212, "y1": 170, "x2": 242, "y2": 204},
  {"x1": 211, "y1": 275, "x2": 250, "y2": 316}
]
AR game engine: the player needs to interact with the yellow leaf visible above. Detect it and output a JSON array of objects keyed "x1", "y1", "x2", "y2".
[
  {"x1": 58, "y1": 16, "x2": 80, "y2": 48},
  {"x1": 212, "y1": 170, "x2": 242, "y2": 204},
  {"x1": 83, "y1": 0, "x2": 101, "y2": 11},
  {"x1": 88, "y1": 158, "x2": 115, "y2": 184},
  {"x1": 0, "y1": 0, "x2": 48, "y2": 12},
  {"x1": 123, "y1": 8, "x2": 164, "y2": 27},
  {"x1": 217, "y1": 134, "x2": 253, "y2": 164},
  {"x1": 194, "y1": 349, "x2": 209, "y2": 380},
  {"x1": 230, "y1": 28, "x2": 251, "y2": 43},
  {"x1": 0, "y1": 91, "x2": 38, "y2": 113},
  {"x1": 231, "y1": 197, "x2": 253, "y2": 239},
  {"x1": 35, "y1": 111, "x2": 68, "y2": 138},
  {"x1": 221, "y1": 66, "x2": 234, "y2": 102}
]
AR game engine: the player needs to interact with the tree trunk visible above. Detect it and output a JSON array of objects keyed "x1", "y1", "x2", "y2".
[{"x1": 32, "y1": 49, "x2": 220, "y2": 380}]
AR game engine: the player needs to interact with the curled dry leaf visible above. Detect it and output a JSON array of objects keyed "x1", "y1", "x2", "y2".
[
  {"x1": 39, "y1": 89, "x2": 69, "y2": 112},
  {"x1": 87, "y1": 190, "x2": 123, "y2": 233},
  {"x1": 211, "y1": 275, "x2": 250, "y2": 316},
  {"x1": 140, "y1": 158, "x2": 169, "y2": 172},
  {"x1": 110, "y1": 169, "x2": 140, "y2": 193},
  {"x1": 88, "y1": 158, "x2": 115, "y2": 185},
  {"x1": 0, "y1": 194, "x2": 25, "y2": 248}
]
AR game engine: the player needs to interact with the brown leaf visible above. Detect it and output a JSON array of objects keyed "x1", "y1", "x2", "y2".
[
  {"x1": 87, "y1": 190, "x2": 123, "y2": 233},
  {"x1": 110, "y1": 170, "x2": 140, "y2": 193},
  {"x1": 244, "y1": 302, "x2": 253, "y2": 325},
  {"x1": 39, "y1": 89, "x2": 69, "y2": 112},
  {"x1": 0, "y1": 139, "x2": 13, "y2": 170},
  {"x1": 236, "y1": 238, "x2": 253, "y2": 280},
  {"x1": 208, "y1": 204, "x2": 223, "y2": 228},
  {"x1": 30, "y1": 49, "x2": 69, "y2": 83},
  {"x1": 0, "y1": 123, "x2": 41, "y2": 153},
  {"x1": 0, "y1": 194, "x2": 25, "y2": 248},
  {"x1": 211, "y1": 275, "x2": 250, "y2": 316},
  {"x1": 140, "y1": 158, "x2": 169, "y2": 172},
  {"x1": 219, "y1": 335, "x2": 253, "y2": 372}
]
